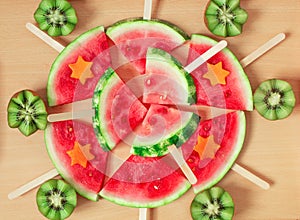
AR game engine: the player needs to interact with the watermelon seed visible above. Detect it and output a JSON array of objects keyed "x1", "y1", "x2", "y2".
[
  {"x1": 146, "y1": 79, "x2": 151, "y2": 86},
  {"x1": 225, "y1": 89, "x2": 232, "y2": 98},
  {"x1": 159, "y1": 94, "x2": 167, "y2": 101}
]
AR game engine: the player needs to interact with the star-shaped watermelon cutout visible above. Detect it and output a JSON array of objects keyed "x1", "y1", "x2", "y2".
[
  {"x1": 193, "y1": 135, "x2": 221, "y2": 160},
  {"x1": 69, "y1": 56, "x2": 94, "y2": 85},
  {"x1": 66, "y1": 141, "x2": 95, "y2": 168},
  {"x1": 203, "y1": 62, "x2": 230, "y2": 86}
]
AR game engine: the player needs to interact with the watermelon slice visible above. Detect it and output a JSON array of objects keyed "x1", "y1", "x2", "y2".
[
  {"x1": 100, "y1": 155, "x2": 191, "y2": 208},
  {"x1": 143, "y1": 47, "x2": 196, "y2": 105},
  {"x1": 131, "y1": 104, "x2": 199, "y2": 157},
  {"x1": 44, "y1": 120, "x2": 108, "y2": 201},
  {"x1": 181, "y1": 111, "x2": 246, "y2": 193},
  {"x1": 106, "y1": 18, "x2": 189, "y2": 74},
  {"x1": 187, "y1": 34, "x2": 253, "y2": 111},
  {"x1": 47, "y1": 26, "x2": 111, "y2": 106},
  {"x1": 93, "y1": 67, "x2": 147, "y2": 151}
]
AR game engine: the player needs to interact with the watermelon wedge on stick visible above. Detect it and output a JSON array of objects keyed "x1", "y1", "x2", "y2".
[
  {"x1": 106, "y1": 18, "x2": 189, "y2": 75},
  {"x1": 181, "y1": 111, "x2": 246, "y2": 193},
  {"x1": 45, "y1": 120, "x2": 108, "y2": 201},
  {"x1": 93, "y1": 68, "x2": 148, "y2": 151},
  {"x1": 47, "y1": 26, "x2": 111, "y2": 106},
  {"x1": 100, "y1": 155, "x2": 191, "y2": 208},
  {"x1": 186, "y1": 34, "x2": 253, "y2": 110}
]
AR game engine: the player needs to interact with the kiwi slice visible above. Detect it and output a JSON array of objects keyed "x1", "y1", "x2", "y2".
[
  {"x1": 190, "y1": 186, "x2": 234, "y2": 220},
  {"x1": 205, "y1": 0, "x2": 248, "y2": 37},
  {"x1": 7, "y1": 90, "x2": 48, "y2": 136},
  {"x1": 254, "y1": 79, "x2": 296, "y2": 120},
  {"x1": 36, "y1": 179, "x2": 77, "y2": 220},
  {"x1": 34, "y1": 0, "x2": 78, "y2": 36}
]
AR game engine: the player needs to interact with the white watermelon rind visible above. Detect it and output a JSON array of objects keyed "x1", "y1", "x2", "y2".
[
  {"x1": 106, "y1": 17, "x2": 190, "y2": 41},
  {"x1": 92, "y1": 67, "x2": 119, "y2": 151},
  {"x1": 190, "y1": 34, "x2": 253, "y2": 111},
  {"x1": 44, "y1": 123, "x2": 99, "y2": 201},
  {"x1": 99, "y1": 177, "x2": 191, "y2": 208},
  {"x1": 47, "y1": 26, "x2": 105, "y2": 107},
  {"x1": 192, "y1": 111, "x2": 246, "y2": 194}
]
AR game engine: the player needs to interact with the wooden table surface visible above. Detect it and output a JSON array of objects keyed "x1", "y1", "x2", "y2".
[{"x1": 1, "y1": 0, "x2": 299, "y2": 219}]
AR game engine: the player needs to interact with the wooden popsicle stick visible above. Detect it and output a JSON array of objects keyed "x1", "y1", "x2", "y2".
[
  {"x1": 8, "y1": 168, "x2": 58, "y2": 200},
  {"x1": 47, "y1": 109, "x2": 94, "y2": 123},
  {"x1": 168, "y1": 145, "x2": 197, "y2": 185},
  {"x1": 184, "y1": 40, "x2": 227, "y2": 73},
  {"x1": 231, "y1": 163, "x2": 270, "y2": 190},
  {"x1": 26, "y1": 22, "x2": 65, "y2": 53},
  {"x1": 139, "y1": 208, "x2": 148, "y2": 220},
  {"x1": 240, "y1": 33, "x2": 286, "y2": 68},
  {"x1": 174, "y1": 104, "x2": 235, "y2": 120},
  {"x1": 143, "y1": 0, "x2": 152, "y2": 20}
]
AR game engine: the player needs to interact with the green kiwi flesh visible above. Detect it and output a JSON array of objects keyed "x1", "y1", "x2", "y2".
[
  {"x1": 7, "y1": 90, "x2": 48, "y2": 136},
  {"x1": 254, "y1": 79, "x2": 296, "y2": 120},
  {"x1": 190, "y1": 186, "x2": 234, "y2": 220},
  {"x1": 205, "y1": 0, "x2": 248, "y2": 37},
  {"x1": 36, "y1": 179, "x2": 77, "y2": 220},
  {"x1": 34, "y1": 0, "x2": 78, "y2": 36}
]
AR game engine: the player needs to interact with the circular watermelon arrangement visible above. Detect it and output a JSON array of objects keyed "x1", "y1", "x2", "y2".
[{"x1": 43, "y1": 16, "x2": 253, "y2": 211}]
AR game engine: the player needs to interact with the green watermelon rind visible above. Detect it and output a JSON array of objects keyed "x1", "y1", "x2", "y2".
[
  {"x1": 47, "y1": 26, "x2": 105, "y2": 107},
  {"x1": 92, "y1": 67, "x2": 119, "y2": 151},
  {"x1": 193, "y1": 111, "x2": 246, "y2": 194},
  {"x1": 106, "y1": 17, "x2": 190, "y2": 41},
  {"x1": 131, "y1": 113, "x2": 200, "y2": 157},
  {"x1": 146, "y1": 47, "x2": 197, "y2": 104},
  {"x1": 99, "y1": 178, "x2": 191, "y2": 208},
  {"x1": 190, "y1": 34, "x2": 253, "y2": 111},
  {"x1": 44, "y1": 124, "x2": 99, "y2": 201}
]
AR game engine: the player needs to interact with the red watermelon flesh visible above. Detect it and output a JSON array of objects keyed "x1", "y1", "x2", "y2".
[
  {"x1": 45, "y1": 120, "x2": 108, "y2": 201},
  {"x1": 106, "y1": 19, "x2": 189, "y2": 75},
  {"x1": 47, "y1": 26, "x2": 111, "y2": 106},
  {"x1": 181, "y1": 111, "x2": 246, "y2": 193},
  {"x1": 93, "y1": 68, "x2": 148, "y2": 151},
  {"x1": 187, "y1": 34, "x2": 253, "y2": 111},
  {"x1": 110, "y1": 77, "x2": 148, "y2": 141},
  {"x1": 100, "y1": 155, "x2": 191, "y2": 208},
  {"x1": 111, "y1": 38, "x2": 181, "y2": 75}
]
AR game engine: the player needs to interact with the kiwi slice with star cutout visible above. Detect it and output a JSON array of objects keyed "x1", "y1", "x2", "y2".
[
  {"x1": 34, "y1": 0, "x2": 78, "y2": 36},
  {"x1": 36, "y1": 179, "x2": 77, "y2": 220},
  {"x1": 7, "y1": 90, "x2": 48, "y2": 136},
  {"x1": 190, "y1": 186, "x2": 234, "y2": 220},
  {"x1": 205, "y1": 0, "x2": 248, "y2": 37},
  {"x1": 254, "y1": 79, "x2": 296, "y2": 120}
]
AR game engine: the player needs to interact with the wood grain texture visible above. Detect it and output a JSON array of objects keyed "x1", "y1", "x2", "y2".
[{"x1": 0, "y1": 0, "x2": 299, "y2": 219}]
